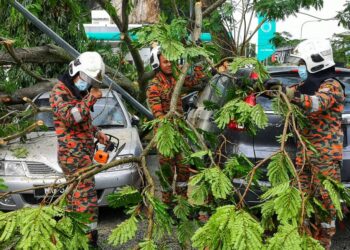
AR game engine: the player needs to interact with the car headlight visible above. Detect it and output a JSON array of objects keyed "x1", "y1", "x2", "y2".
[{"x1": 0, "y1": 161, "x2": 26, "y2": 176}]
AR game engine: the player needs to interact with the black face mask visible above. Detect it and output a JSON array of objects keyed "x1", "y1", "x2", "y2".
[{"x1": 298, "y1": 66, "x2": 336, "y2": 95}]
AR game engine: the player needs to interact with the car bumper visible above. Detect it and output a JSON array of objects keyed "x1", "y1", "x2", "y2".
[{"x1": 0, "y1": 166, "x2": 140, "y2": 210}]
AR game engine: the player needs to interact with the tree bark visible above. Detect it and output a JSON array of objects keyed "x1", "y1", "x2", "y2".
[
  {"x1": 0, "y1": 44, "x2": 72, "y2": 65},
  {"x1": 112, "y1": 0, "x2": 160, "y2": 24},
  {"x1": 0, "y1": 79, "x2": 56, "y2": 104}
]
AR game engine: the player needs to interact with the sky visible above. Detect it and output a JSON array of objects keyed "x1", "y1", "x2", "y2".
[{"x1": 275, "y1": 0, "x2": 348, "y2": 40}]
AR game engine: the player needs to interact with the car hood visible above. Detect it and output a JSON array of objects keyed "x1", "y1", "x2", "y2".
[{"x1": 0, "y1": 128, "x2": 141, "y2": 175}]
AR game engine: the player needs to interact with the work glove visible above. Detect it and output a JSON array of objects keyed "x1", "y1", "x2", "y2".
[
  {"x1": 263, "y1": 78, "x2": 282, "y2": 91},
  {"x1": 281, "y1": 86, "x2": 296, "y2": 100}
]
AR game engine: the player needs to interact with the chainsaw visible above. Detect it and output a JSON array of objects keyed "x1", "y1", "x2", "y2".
[{"x1": 94, "y1": 134, "x2": 126, "y2": 164}]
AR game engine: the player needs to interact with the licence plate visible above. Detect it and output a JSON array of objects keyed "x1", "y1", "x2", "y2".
[{"x1": 34, "y1": 186, "x2": 65, "y2": 198}]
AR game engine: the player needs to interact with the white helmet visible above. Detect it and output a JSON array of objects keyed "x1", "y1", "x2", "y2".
[
  {"x1": 290, "y1": 39, "x2": 335, "y2": 73},
  {"x1": 69, "y1": 51, "x2": 105, "y2": 87},
  {"x1": 150, "y1": 45, "x2": 161, "y2": 70}
]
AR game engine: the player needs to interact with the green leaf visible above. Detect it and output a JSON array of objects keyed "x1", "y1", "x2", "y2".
[
  {"x1": 10, "y1": 147, "x2": 28, "y2": 158},
  {"x1": 192, "y1": 206, "x2": 263, "y2": 250},
  {"x1": 274, "y1": 187, "x2": 302, "y2": 224},
  {"x1": 177, "y1": 220, "x2": 199, "y2": 245},
  {"x1": 107, "y1": 186, "x2": 142, "y2": 208},
  {"x1": 173, "y1": 196, "x2": 191, "y2": 220},
  {"x1": 267, "y1": 153, "x2": 295, "y2": 186},
  {"x1": 323, "y1": 179, "x2": 343, "y2": 219},
  {"x1": 267, "y1": 224, "x2": 302, "y2": 250},
  {"x1": 205, "y1": 167, "x2": 233, "y2": 200},
  {"x1": 0, "y1": 178, "x2": 7, "y2": 191},
  {"x1": 250, "y1": 104, "x2": 268, "y2": 129},
  {"x1": 156, "y1": 120, "x2": 181, "y2": 158},
  {"x1": 139, "y1": 240, "x2": 157, "y2": 250},
  {"x1": 300, "y1": 234, "x2": 324, "y2": 250},
  {"x1": 190, "y1": 150, "x2": 209, "y2": 159},
  {"x1": 108, "y1": 216, "x2": 138, "y2": 246},
  {"x1": 188, "y1": 183, "x2": 209, "y2": 205}
]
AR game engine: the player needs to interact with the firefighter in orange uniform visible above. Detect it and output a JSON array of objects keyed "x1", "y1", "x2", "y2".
[
  {"x1": 50, "y1": 52, "x2": 108, "y2": 247},
  {"x1": 265, "y1": 39, "x2": 345, "y2": 249},
  {"x1": 146, "y1": 45, "x2": 205, "y2": 204}
]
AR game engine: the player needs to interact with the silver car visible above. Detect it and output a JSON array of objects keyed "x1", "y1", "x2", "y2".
[{"x1": 0, "y1": 89, "x2": 142, "y2": 210}]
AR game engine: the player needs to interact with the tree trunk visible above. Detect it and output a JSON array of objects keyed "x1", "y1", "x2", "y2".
[
  {"x1": 0, "y1": 44, "x2": 72, "y2": 65},
  {"x1": 112, "y1": 0, "x2": 160, "y2": 24},
  {"x1": 0, "y1": 79, "x2": 56, "y2": 104}
]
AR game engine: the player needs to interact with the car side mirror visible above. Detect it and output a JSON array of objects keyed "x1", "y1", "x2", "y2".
[{"x1": 131, "y1": 115, "x2": 140, "y2": 126}]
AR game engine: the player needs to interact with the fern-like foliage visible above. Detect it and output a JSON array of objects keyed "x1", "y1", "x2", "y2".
[
  {"x1": 192, "y1": 205, "x2": 263, "y2": 250},
  {"x1": 0, "y1": 206, "x2": 93, "y2": 250},
  {"x1": 108, "y1": 215, "x2": 138, "y2": 246},
  {"x1": 215, "y1": 98, "x2": 268, "y2": 135},
  {"x1": 146, "y1": 193, "x2": 174, "y2": 239},
  {"x1": 55, "y1": 211, "x2": 90, "y2": 250},
  {"x1": 135, "y1": 16, "x2": 211, "y2": 62},
  {"x1": 107, "y1": 186, "x2": 142, "y2": 208},
  {"x1": 177, "y1": 220, "x2": 199, "y2": 246},
  {"x1": 322, "y1": 179, "x2": 343, "y2": 219},
  {"x1": 267, "y1": 153, "x2": 295, "y2": 186},
  {"x1": 229, "y1": 57, "x2": 269, "y2": 85},
  {"x1": 139, "y1": 239, "x2": 157, "y2": 250},
  {"x1": 300, "y1": 234, "x2": 324, "y2": 250},
  {"x1": 173, "y1": 196, "x2": 192, "y2": 220},
  {"x1": 189, "y1": 167, "x2": 233, "y2": 200},
  {"x1": 0, "y1": 210, "x2": 17, "y2": 243},
  {"x1": 223, "y1": 154, "x2": 255, "y2": 179},
  {"x1": 267, "y1": 224, "x2": 302, "y2": 250},
  {"x1": 188, "y1": 182, "x2": 209, "y2": 205},
  {"x1": 156, "y1": 119, "x2": 181, "y2": 158},
  {"x1": 261, "y1": 182, "x2": 301, "y2": 225}
]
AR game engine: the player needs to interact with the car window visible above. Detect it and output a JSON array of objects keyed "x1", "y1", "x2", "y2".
[{"x1": 34, "y1": 97, "x2": 127, "y2": 128}]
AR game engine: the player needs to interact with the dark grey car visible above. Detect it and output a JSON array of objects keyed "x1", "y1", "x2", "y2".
[{"x1": 186, "y1": 66, "x2": 350, "y2": 204}]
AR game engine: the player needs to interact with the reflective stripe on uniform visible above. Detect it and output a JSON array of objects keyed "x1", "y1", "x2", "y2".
[
  {"x1": 310, "y1": 95, "x2": 320, "y2": 112},
  {"x1": 87, "y1": 222, "x2": 98, "y2": 231},
  {"x1": 176, "y1": 182, "x2": 188, "y2": 187},
  {"x1": 321, "y1": 220, "x2": 336, "y2": 229},
  {"x1": 71, "y1": 107, "x2": 83, "y2": 123}
]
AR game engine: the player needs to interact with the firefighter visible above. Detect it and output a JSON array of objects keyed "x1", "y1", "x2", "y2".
[
  {"x1": 49, "y1": 51, "x2": 108, "y2": 247},
  {"x1": 264, "y1": 39, "x2": 345, "y2": 249},
  {"x1": 146, "y1": 45, "x2": 205, "y2": 204}
]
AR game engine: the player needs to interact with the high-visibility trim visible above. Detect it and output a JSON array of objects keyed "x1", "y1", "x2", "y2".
[
  {"x1": 71, "y1": 107, "x2": 83, "y2": 123},
  {"x1": 310, "y1": 95, "x2": 320, "y2": 112}
]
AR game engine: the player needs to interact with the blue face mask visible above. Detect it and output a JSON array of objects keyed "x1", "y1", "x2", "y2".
[
  {"x1": 75, "y1": 79, "x2": 90, "y2": 92},
  {"x1": 298, "y1": 65, "x2": 308, "y2": 81}
]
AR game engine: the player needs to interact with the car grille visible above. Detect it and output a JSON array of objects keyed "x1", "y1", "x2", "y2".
[
  {"x1": 26, "y1": 162, "x2": 59, "y2": 176},
  {"x1": 21, "y1": 190, "x2": 104, "y2": 205}
]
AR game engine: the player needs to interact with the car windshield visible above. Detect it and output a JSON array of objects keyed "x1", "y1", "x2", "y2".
[{"x1": 34, "y1": 97, "x2": 127, "y2": 129}]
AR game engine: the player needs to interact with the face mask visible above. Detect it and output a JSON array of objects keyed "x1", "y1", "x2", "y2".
[
  {"x1": 75, "y1": 79, "x2": 90, "y2": 92},
  {"x1": 298, "y1": 65, "x2": 308, "y2": 81}
]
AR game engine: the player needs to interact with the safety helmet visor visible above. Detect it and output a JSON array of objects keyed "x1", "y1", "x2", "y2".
[{"x1": 79, "y1": 71, "x2": 103, "y2": 87}]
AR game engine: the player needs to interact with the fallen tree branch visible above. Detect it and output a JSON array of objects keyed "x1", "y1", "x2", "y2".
[
  {"x1": 0, "y1": 37, "x2": 47, "y2": 81},
  {"x1": 0, "y1": 44, "x2": 72, "y2": 65},
  {"x1": 0, "y1": 120, "x2": 44, "y2": 145}
]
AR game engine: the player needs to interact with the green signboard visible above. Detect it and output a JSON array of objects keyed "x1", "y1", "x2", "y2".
[{"x1": 257, "y1": 16, "x2": 276, "y2": 61}]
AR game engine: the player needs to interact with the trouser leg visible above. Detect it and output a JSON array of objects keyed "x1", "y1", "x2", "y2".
[
  {"x1": 60, "y1": 156, "x2": 99, "y2": 233},
  {"x1": 297, "y1": 156, "x2": 340, "y2": 249},
  {"x1": 312, "y1": 161, "x2": 340, "y2": 250},
  {"x1": 158, "y1": 154, "x2": 190, "y2": 204}
]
